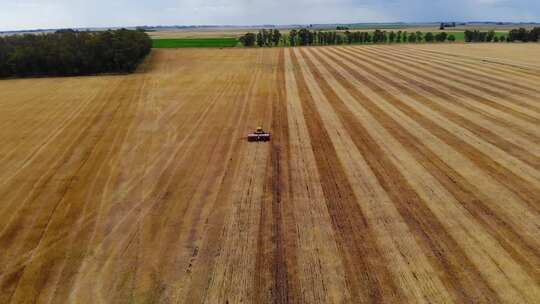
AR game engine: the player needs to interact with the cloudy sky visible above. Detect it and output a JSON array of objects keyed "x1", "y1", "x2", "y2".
[{"x1": 1, "y1": 0, "x2": 539, "y2": 31}]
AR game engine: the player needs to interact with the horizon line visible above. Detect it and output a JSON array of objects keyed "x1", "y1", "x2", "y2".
[{"x1": 2, "y1": 21, "x2": 539, "y2": 33}]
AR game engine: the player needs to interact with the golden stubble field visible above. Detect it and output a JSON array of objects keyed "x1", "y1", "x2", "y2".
[{"x1": 0, "y1": 44, "x2": 539, "y2": 303}]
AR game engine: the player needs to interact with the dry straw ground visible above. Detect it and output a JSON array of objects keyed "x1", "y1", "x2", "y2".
[{"x1": 0, "y1": 44, "x2": 539, "y2": 303}]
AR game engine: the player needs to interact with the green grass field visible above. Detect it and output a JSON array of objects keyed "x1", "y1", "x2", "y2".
[
  {"x1": 443, "y1": 31, "x2": 508, "y2": 42},
  {"x1": 152, "y1": 38, "x2": 239, "y2": 48}
]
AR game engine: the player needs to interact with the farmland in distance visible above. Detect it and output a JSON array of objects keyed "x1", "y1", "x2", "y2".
[
  {"x1": 0, "y1": 44, "x2": 539, "y2": 303},
  {"x1": 152, "y1": 38, "x2": 239, "y2": 48}
]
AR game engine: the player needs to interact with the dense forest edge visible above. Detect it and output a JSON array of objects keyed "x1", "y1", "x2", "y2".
[
  {"x1": 239, "y1": 27, "x2": 540, "y2": 47},
  {"x1": 0, "y1": 29, "x2": 151, "y2": 78}
]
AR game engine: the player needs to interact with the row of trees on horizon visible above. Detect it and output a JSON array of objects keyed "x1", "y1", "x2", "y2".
[
  {"x1": 240, "y1": 27, "x2": 540, "y2": 47},
  {"x1": 507, "y1": 27, "x2": 540, "y2": 42},
  {"x1": 240, "y1": 29, "x2": 456, "y2": 47},
  {"x1": 465, "y1": 28, "x2": 540, "y2": 42},
  {"x1": 241, "y1": 29, "x2": 459, "y2": 47},
  {"x1": 0, "y1": 29, "x2": 152, "y2": 78}
]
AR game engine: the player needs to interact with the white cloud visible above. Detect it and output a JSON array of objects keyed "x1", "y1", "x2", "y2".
[{"x1": 0, "y1": 0, "x2": 538, "y2": 31}]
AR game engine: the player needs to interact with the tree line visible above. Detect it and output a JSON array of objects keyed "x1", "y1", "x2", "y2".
[
  {"x1": 465, "y1": 27, "x2": 539, "y2": 42},
  {"x1": 507, "y1": 27, "x2": 540, "y2": 42},
  {"x1": 239, "y1": 29, "x2": 282, "y2": 47},
  {"x1": 465, "y1": 30, "x2": 503, "y2": 42},
  {"x1": 240, "y1": 27, "x2": 540, "y2": 47},
  {"x1": 0, "y1": 29, "x2": 152, "y2": 78},
  {"x1": 240, "y1": 29, "x2": 458, "y2": 47}
]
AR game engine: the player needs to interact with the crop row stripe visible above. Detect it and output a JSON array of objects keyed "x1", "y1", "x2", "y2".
[
  {"x1": 371, "y1": 45, "x2": 540, "y2": 99},
  {"x1": 307, "y1": 46, "x2": 540, "y2": 302}
]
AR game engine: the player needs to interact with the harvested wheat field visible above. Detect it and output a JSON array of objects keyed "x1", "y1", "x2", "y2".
[
  {"x1": 0, "y1": 44, "x2": 539, "y2": 303},
  {"x1": 408, "y1": 43, "x2": 540, "y2": 68}
]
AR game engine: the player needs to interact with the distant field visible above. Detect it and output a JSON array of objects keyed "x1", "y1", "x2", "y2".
[
  {"x1": 150, "y1": 30, "x2": 509, "y2": 47},
  {"x1": 147, "y1": 29, "x2": 251, "y2": 39},
  {"x1": 147, "y1": 26, "x2": 516, "y2": 40},
  {"x1": 152, "y1": 38, "x2": 239, "y2": 48}
]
